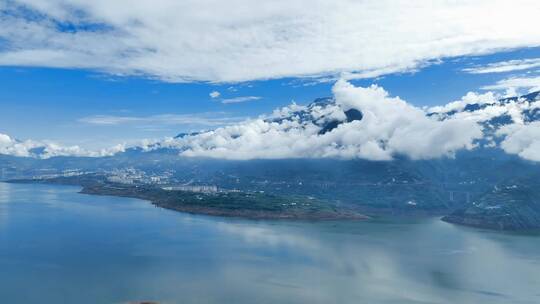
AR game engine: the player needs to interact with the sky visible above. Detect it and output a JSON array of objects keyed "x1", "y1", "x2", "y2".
[{"x1": 1, "y1": 0, "x2": 540, "y2": 158}]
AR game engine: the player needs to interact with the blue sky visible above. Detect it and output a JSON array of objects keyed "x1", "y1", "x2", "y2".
[{"x1": 1, "y1": 1, "x2": 540, "y2": 150}]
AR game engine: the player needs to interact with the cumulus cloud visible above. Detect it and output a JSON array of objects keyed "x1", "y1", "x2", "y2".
[
  {"x1": 0, "y1": 132, "x2": 125, "y2": 158},
  {"x1": 427, "y1": 91, "x2": 535, "y2": 127},
  {"x1": 498, "y1": 122, "x2": 540, "y2": 161},
  {"x1": 4, "y1": 80, "x2": 540, "y2": 162},
  {"x1": 463, "y1": 58, "x2": 540, "y2": 74},
  {"x1": 1, "y1": 1, "x2": 540, "y2": 82},
  {"x1": 173, "y1": 80, "x2": 482, "y2": 160},
  {"x1": 427, "y1": 87, "x2": 540, "y2": 160},
  {"x1": 209, "y1": 91, "x2": 221, "y2": 98}
]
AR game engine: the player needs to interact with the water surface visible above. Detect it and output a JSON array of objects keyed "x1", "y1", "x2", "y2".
[{"x1": 1, "y1": 182, "x2": 539, "y2": 304}]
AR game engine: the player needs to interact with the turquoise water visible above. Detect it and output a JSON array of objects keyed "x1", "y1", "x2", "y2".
[{"x1": 1, "y1": 182, "x2": 539, "y2": 304}]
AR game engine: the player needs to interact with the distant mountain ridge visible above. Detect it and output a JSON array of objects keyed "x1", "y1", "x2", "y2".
[
  {"x1": 3, "y1": 90, "x2": 539, "y2": 160},
  {"x1": 3, "y1": 89, "x2": 540, "y2": 231},
  {"x1": 443, "y1": 176, "x2": 540, "y2": 230},
  {"x1": 428, "y1": 90, "x2": 540, "y2": 128}
]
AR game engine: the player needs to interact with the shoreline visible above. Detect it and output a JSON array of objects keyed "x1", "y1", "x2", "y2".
[
  {"x1": 79, "y1": 184, "x2": 369, "y2": 221},
  {"x1": 9, "y1": 179, "x2": 539, "y2": 231},
  {"x1": 5, "y1": 179, "x2": 368, "y2": 221}
]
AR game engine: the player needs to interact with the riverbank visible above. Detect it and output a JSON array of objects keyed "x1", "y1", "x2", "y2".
[{"x1": 6, "y1": 178, "x2": 367, "y2": 221}]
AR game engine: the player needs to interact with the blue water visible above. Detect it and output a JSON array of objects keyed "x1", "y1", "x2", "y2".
[{"x1": 1, "y1": 182, "x2": 539, "y2": 304}]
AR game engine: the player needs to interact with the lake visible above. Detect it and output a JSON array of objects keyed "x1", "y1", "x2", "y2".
[{"x1": 1, "y1": 182, "x2": 539, "y2": 304}]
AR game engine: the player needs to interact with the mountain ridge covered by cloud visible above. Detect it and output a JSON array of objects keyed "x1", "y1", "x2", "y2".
[
  {"x1": 2, "y1": 81, "x2": 540, "y2": 162},
  {"x1": 172, "y1": 80, "x2": 482, "y2": 160},
  {"x1": 0, "y1": 133, "x2": 125, "y2": 158}
]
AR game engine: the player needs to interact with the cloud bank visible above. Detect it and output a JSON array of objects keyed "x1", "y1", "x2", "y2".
[
  {"x1": 173, "y1": 81, "x2": 483, "y2": 160},
  {"x1": 1, "y1": 1, "x2": 540, "y2": 82},
  {"x1": 427, "y1": 88, "x2": 540, "y2": 161},
  {"x1": 3, "y1": 81, "x2": 540, "y2": 162},
  {"x1": 498, "y1": 122, "x2": 540, "y2": 162},
  {"x1": 0, "y1": 133, "x2": 125, "y2": 158}
]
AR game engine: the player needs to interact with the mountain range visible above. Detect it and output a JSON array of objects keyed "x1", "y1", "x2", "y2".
[{"x1": 1, "y1": 89, "x2": 540, "y2": 230}]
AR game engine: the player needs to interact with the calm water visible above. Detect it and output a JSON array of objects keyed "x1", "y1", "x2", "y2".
[{"x1": 1, "y1": 183, "x2": 539, "y2": 304}]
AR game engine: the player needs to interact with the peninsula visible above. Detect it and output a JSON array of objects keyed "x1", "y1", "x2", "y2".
[{"x1": 7, "y1": 175, "x2": 367, "y2": 221}]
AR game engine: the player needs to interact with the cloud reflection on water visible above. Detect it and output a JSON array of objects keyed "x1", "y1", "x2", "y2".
[{"x1": 0, "y1": 183, "x2": 539, "y2": 304}]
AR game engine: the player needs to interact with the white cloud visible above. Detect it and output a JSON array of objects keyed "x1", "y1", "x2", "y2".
[
  {"x1": 173, "y1": 80, "x2": 482, "y2": 160},
  {"x1": 428, "y1": 92, "x2": 499, "y2": 114},
  {"x1": 482, "y1": 76, "x2": 540, "y2": 92},
  {"x1": 429, "y1": 90, "x2": 540, "y2": 126},
  {"x1": 498, "y1": 122, "x2": 540, "y2": 162},
  {"x1": 4, "y1": 80, "x2": 540, "y2": 162},
  {"x1": 0, "y1": 132, "x2": 125, "y2": 158},
  {"x1": 426, "y1": 88, "x2": 540, "y2": 161},
  {"x1": 221, "y1": 96, "x2": 261, "y2": 104},
  {"x1": 209, "y1": 91, "x2": 220, "y2": 98},
  {"x1": 1, "y1": 1, "x2": 540, "y2": 82},
  {"x1": 463, "y1": 58, "x2": 540, "y2": 74},
  {"x1": 78, "y1": 113, "x2": 244, "y2": 126}
]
